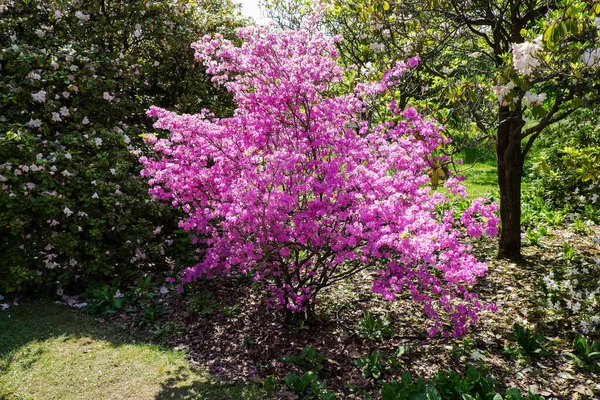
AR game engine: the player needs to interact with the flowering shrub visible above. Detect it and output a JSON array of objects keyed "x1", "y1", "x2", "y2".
[
  {"x1": 141, "y1": 22, "x2": 498, "y2": 336},
  {"x1": 527, "y1": 110, "x2": 600, "y2": 215},
  {"x1": 0, "y1": 0, "x2": 244, "y2": 296}
]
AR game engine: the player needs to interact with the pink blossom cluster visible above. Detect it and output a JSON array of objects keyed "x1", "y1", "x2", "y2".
[{"x1": 140, "y1": 23, "x2": 498, "y2": 336}]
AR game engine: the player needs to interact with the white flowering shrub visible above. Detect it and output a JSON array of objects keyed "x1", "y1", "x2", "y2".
[
  {"x1": 0, "y1": 0, "x2": 244, "y2": 295},
  {"x1": 527, "y1": 109, "x2": 600, "y2": 217}
]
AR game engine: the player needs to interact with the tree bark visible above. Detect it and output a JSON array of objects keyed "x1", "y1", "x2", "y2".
[{"x1": 496, "y1": 105, "x2": 525, "y2": 260}]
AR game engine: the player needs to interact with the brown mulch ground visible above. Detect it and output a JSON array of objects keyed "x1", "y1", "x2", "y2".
[{"x1": 112, "y1": 226, "x2": 600, "y2": 399}]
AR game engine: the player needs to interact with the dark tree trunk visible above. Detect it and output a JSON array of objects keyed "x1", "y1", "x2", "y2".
[{"x1": 496, "y1": 105, "x2": 525, "y2": 260}]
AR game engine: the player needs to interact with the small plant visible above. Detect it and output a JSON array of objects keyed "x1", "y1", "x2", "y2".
[
  {"x1": 505, "y1": 323, "x2": 548, "y2": 357},
  {"x1": 124, "y1": 275, "x2": 161, "y2": 312},
  {"x1": 281, "y1": 345, "x2": 326, "y2": 374},
  {"x1": 185, "y1": 293, "x2": 218, "y2": 316},
  {"x1": 388, "y1": 345, "x2": 409, "y2": 370},
  {"x1": 357, "y1": 311, "x2": 394, "y2": 340},
  {"x1": 381, "y1": 378, "x2": 432, "y2": 400},
  {"x1": 526, "y1": 228, "x2": 541, "y2": 246},
  {"x1": 138, "y1": 303, "x2": 166, "y2": 327},
  {"x1": 284, "y1": 371, "x2": 336, "y2": 399},
  {"x1": 564, "y1": 334, "x2": 600, "y2": 371},
  {"x1": 222, "y1": 303, "x2": 241, "y2": 317},
  {"x1": 537, "y1": 225, "x2": 549, "y2": 237},
  {"x1": 543, "y1": 210, "x2": 563, "y2": 227},
  {"x1": 154, "y1": 321, "x2": 184, "y2": 338},
  {"x1": 561, "y1": 241, "x2": 576, "y2": 262},
  {"x1": 381, "y1": 365, "x2": 542, "y2": 400},
  {"x1": 130, "y1": 275, "x2": 155, "y2": 297},
  {"x1": 573, "y1": 219, "x2": 589, "y2": 235},
  {"x1": 84, "y1": 285, "x2": 123, "y2": 314},
  {"x1": 450, "y1": 338, "x2": 475, "y2": 360},
  {"x1": 354, "y1": 350, "x2": 385, "y2": 381},
  {"x1": 262, "y1": 375, "x2": 279, "y2": 399}
]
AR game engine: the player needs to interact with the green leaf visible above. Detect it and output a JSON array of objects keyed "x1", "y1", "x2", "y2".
[
  {"x1": 426, "y1": 385, "x2": 442, "y2": 400},
  {"x1": 383, "y1": 1, "x2": 390, "y2": 10},
  {"x1": 531, "y1": 105, "x2": 547, "y2": 119}
]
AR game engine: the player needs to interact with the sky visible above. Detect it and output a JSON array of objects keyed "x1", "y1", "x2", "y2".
[{"x1": 236, "y1": 0, "x2": 272, "y2": 24}]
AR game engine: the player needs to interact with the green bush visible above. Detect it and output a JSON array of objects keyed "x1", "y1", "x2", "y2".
[{"x1": 0, "y1": 0, "x2": 244, "y2": 296}]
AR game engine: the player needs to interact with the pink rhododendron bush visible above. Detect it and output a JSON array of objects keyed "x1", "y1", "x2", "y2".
[{"x1": 141, "y1": 22, "x2": 499, "y2": 336}]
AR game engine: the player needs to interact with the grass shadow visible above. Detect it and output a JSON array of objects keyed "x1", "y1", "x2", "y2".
[{"x1": 0, "y1": 301, "x2": 256, "y2": 400}]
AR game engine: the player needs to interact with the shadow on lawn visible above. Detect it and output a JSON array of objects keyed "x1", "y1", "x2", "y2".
[{"x1": 0, "y1": 300, "x2": 254, "y2": 400}]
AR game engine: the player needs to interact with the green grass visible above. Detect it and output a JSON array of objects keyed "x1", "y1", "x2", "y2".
[
  {"x1": 0, "y1": 301, "x2": 263, "y2": 400},
  {"x1": 462, "y1": 161, "x2": 498, "y2": 199}
]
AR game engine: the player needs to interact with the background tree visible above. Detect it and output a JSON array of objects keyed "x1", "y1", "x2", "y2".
[{"x1": 263, "y1": 0, "x2": 600, "y2": 259}]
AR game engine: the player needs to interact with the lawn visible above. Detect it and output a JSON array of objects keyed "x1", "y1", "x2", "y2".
[{"x1": 0, "y1": 302, "x2": 262, "y2": 400}]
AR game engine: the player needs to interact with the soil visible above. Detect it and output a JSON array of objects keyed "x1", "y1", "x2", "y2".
[{"x1": 110, "y1": 225, "x2": 600, "y2": 399}]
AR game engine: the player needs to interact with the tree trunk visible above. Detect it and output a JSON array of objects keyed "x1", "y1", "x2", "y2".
[{"x1": 496, "y1": 105, "x2": 525, "y2": 260}]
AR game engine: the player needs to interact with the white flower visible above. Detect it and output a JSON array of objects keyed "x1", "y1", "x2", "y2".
[
  {"x1": 61, "y1": 169, "x2": 73, "y2": 177},
  {"x1": 133, "y1": 23, "x2": 142, "y2": 38},
  {"x1": 123, "y1": 134, "x2": 131, "y2": 144},
  {"x1": 114, "y1": 290, "x2": 124, "y2": 298},
  {"x1": 469, "y1": 349, "x2": 487, "y2": 362},
  {"x1": 82, "y1": 117, "x2": 90, "y2": 125},
  {"x1": 54, "y1": 9, "x2": 63, "y2": 19},
  {"x1": 35, "y1": 29, "x2": 45, "y2": 38},
  {"x1": 591, "y1": 193, "x2": 598, "y2": 203},
  {"x1": 31, "y1": 90, "x2": 47, "y2": 103},
  {"x1": 110, "y1": 168, "x2": 116, "y2": 175},
  {"x1": 159, "y1": 286, "x2": 169, "y2": 295},
  {"x1": 94, "y1": 137, "x2": 103, "y2": 146},
  {"x1": 582, "y1": 48, "x2": 600, "y2": 68},
  {"x1": 523, "y1": 91, "x2": 546, "y2": 107},
  {"x1": 52, "y1": 112, "x2": 62, "y2": 122},
  {"x1": 74, "y1": 302, "x2": 87, "y2": 309},
  {"x1": 59, "y1": 106, "x2": 70, "y2": 116},
  {"x1": 370, "y1": 42, "x2": 385, "y2": 53},
  {"x1": 63, "y1": 207, "x2": 73, "y2": 217},
  {"x1": 10, "y1": 35, "x2": 16, "y2": 42},
  {"x1": 75, "y1": 11, "x2": 90, "y2": 21},
  {"x1": 153, "y1": 61, "x2": 160, "y2": 67},
  {"x1": 51, "y1": 60, "x2": 59, "y2": 69},
  {"x1": 595, "y1": 17, "x2": 600, "y2": 29},
  {"x1": 1, "y1": 303, "x2": 9, "y2": 311},
  {"x1": 64, "y1": 153, "x2": 72, "y2": 160},
  {"x1": 56, "y1": 288, "x2": 64, "y2": 296},
  {"x1": 512, "y1": 36, "x2": 543, "y2": 76},
  {"x1": 69, "y1": 65, "x2": 78, "y2": 72},
  {"x1": 91, "y1": 192, "x2": 99, "y2": 199},
  {"x1": 27, "y1": 118, "x2": 42, "y2": 128},
  {"x1": 103, "y1": 92, "x2": 114, "y2": 102},
  {"x1": 493, "y1": 81, "x2": 515, "y2": 103}
]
